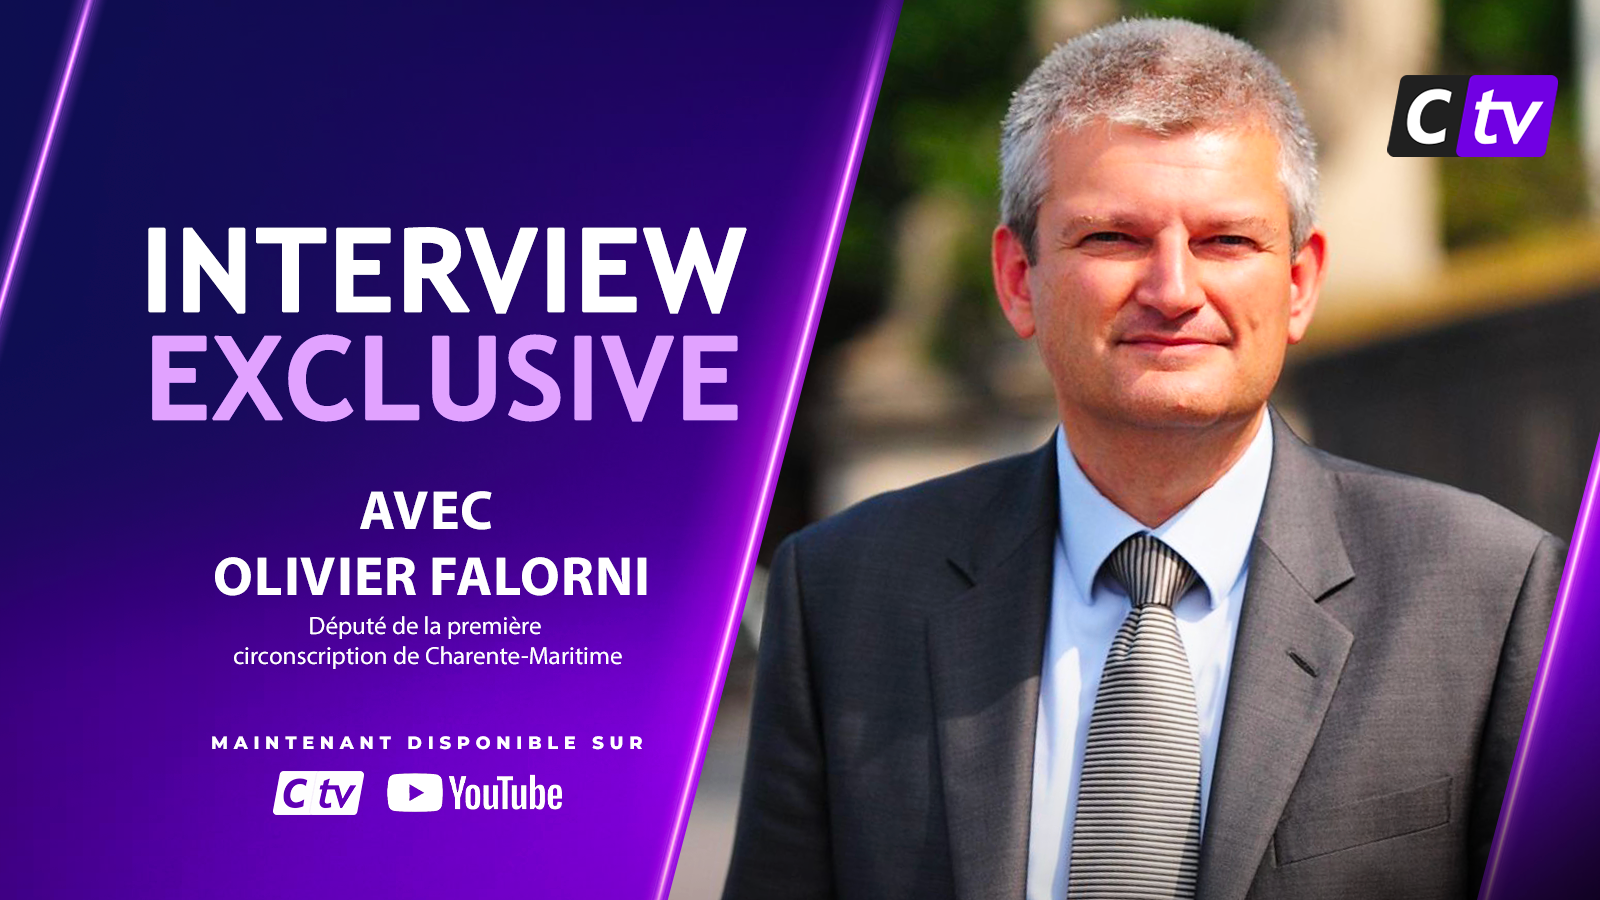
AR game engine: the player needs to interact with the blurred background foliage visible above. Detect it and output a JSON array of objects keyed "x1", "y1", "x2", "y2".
[
  {"x1": 1438, "y1": 0, "x2": 1582, "y2": 245},
  {"x1": 818, "y1": 0, "x2": 1029, "y2": 370}
]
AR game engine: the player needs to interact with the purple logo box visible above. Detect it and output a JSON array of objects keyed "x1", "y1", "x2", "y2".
[{"x1": 1455, "y1": 75, "x2": 1559, "y2": 157}]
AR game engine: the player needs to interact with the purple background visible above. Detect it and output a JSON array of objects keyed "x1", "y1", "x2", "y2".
[
  {"x1": 0, "y1": 1, "x2": 898, "y2": 896},
  {"x1": 1453, "y1": 74, "x2": 1559, "y2": 158}
]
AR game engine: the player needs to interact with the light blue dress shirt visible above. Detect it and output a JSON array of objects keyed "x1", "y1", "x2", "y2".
[{"x1": 1025, "y1": 415, "x2": 1273, "y2": 900}]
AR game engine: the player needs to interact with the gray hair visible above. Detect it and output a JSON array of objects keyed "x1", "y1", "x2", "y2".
[{"x1": 999, "y1": 18, "x2": 1318, "y2": 258}]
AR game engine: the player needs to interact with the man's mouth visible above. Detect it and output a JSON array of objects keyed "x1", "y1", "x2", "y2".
[{"x1": 1117, "y1": 334, "x2": 1225, "y2": 348}]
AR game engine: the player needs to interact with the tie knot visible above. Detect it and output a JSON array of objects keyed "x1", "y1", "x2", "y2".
[{"x1": 1105, "y1": 533, "x2": 1198, "y2": 609}]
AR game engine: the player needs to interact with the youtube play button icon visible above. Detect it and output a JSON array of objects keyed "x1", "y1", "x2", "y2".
[{"x1": 387, "y1": 774, "x2": 443, "y2": 812}]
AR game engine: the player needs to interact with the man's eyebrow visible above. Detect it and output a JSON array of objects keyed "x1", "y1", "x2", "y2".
[
  {"x1": 1205, "y1": 216, "x2": 1278, "y2": 235},
  {"x1": 1051, "y1": 215, "x2": 1146, "y2": 244},
  {"x1": 1053, "y1": 214, "x2": 1284, "y2": 241},
  {"x1": 1062, "y1": 214, "x2": 1145, "y2": 232}
]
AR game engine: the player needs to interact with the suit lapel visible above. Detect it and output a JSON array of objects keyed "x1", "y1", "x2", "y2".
[
  {"x1": 1197, "y1": 414, "x2": 1356, "y2": 900},
  {"x1": 928, "y1": 440, "x2": 1057, "y2": 900}
]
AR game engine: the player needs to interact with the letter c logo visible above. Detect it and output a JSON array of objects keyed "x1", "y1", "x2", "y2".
[
  {"x1": 283, "y1": 777, "x2": 308, "y2": 809},
  {"x1": 1407, "y1": 88, "x2": 1453, "y2": 144}
]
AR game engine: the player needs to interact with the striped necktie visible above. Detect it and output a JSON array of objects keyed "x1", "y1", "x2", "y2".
[{"x1": 1067, "y1": 533, "x2": 1203, "y2": 899}]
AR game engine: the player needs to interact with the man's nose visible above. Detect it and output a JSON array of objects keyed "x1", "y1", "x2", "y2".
[{"x1": 1133, "y1": 236, "x2": 1203, "y2": 318}]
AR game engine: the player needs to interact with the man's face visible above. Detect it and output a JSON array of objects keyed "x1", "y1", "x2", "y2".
[{"x1": 992, "y1": 121, "x2": 1325, "y2": 434}]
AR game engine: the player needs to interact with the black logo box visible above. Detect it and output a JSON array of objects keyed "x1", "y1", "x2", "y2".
[{"x1": 1387, "y1": 75, "x2": 1470, "y2": 157}]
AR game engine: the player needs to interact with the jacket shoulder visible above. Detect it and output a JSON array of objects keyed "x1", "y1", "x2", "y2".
[
  {"x1": 1307, "y1": 444, "x2": 1557, "y2": 561},
  {"x1": 785, "y1": 449, "x2": 1042, "y2": 562}
]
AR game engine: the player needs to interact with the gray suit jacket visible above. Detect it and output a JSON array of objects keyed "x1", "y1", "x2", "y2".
[{"x1": 724, "y1": 417, "x2": 1562, "y2": 900}]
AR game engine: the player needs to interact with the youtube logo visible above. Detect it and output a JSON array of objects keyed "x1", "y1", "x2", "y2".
[{"x1": 387, "y1": 773, "x2": 444, "y2": 812}]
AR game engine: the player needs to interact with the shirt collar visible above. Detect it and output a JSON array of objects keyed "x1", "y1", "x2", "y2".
[{"x1": 1055, "y1": 413, "x2": 1273, "y2": 609}]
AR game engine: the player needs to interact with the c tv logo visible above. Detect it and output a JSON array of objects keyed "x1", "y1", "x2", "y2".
[
  {"x1": 1387, "y1": 75, "x2": 1558, "y2": 157},
  {"x1": 272, "y1": 770, "x2": 365, "y2": 816}
]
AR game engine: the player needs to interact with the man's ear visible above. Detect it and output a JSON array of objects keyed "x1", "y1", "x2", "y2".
[
  {"x1": 992, "y1": 224, "x2": 1038, "y2": 339},
  {"x1": 1286, "y1": 228, "x2": 1327, "y2": 344}
]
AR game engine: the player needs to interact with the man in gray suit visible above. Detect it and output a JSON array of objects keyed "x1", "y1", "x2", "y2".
[{"x1": 724, "y1": 19, "x2": 1560, "y2": 900}]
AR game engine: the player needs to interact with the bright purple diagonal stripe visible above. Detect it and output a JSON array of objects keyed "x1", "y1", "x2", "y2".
[
  {"x1": 1479, "y1": 433, "x2": 1600, "y2": 898},
  {"x1": 651, "y1": 4, "x2": 904, "y2": 898},
  {"x1": 0, "y1": 0, "x2": 98, "y2": 331}
]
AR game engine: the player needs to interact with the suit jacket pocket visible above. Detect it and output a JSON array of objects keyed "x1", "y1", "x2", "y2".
[{"x1": 1274, "y1": 775, "x2": 1452, "y2": 866}]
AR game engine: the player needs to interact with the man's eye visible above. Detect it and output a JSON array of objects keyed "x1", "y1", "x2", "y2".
[
  {"x1": 1209, "y1": 235, "x2": 1256, "y2": 247},
  {"x1": 1083, "y1": 232, "x2": 1131, "y2": 244}
]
